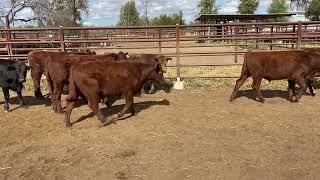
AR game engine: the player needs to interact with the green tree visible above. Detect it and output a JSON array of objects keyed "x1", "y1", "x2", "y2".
[
  {"x1": 118, "y1": 0, "x2": 142, "y2": 26},
  {"x1": 151, "y1": 11, "x2": 185, "y2": 25},
  {"x1": 289, "y1": 0, "x2": 309, "y2": 9},
  {"x1": 267, "y1": 0, "x2": 289, "y2": 22},
  {"x1": 237, "y1": 0, "x2": 259, "y2": 14},
  {"x1": 197, "y1": 0, "x2": 218, "y2": 14},
  {"x1": 306, "y1": 0, "x2": 320, "y2": 20}
]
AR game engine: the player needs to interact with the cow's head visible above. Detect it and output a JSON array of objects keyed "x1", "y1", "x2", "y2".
[
  {"x1": 117, "y1": 51, "x2": 129, "y2": 60},
  {"x1": 145, "y1": 63, "x2": 165, "y2": 85},
  {"x1": 15, "y1": 61, "x2": 30, "y2": 83},
  {"x1": 154, "y1": 55, "x2": 172, "y2": 73}
]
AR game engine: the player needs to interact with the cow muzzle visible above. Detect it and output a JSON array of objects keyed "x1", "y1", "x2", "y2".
[{"x1": 18, "y1": 78, "x2": 26, "y2": 83}]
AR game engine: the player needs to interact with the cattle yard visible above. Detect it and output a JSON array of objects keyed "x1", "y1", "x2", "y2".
[
  {"x1": 1, "y1": 21, "x2": 320, "y2": 79},
  {"x1": 1, "y1": 20, "x2": 320, "y2": 179},
  {"x1": 1, "y1": 90, "x2": 320, "y2": 179}
]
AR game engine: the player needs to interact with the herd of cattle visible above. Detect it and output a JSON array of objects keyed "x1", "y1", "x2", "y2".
[{"x1": 0, "y1": 48, "x2": 320, "y2": 127}]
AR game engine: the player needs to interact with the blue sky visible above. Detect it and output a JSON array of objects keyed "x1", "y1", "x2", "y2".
[
  {"x1": 1, "y1": 0, "x2": 306, "y2": 27},
  {"x1": 83, "y1": 0, "x2": 275, "y2": 26}
]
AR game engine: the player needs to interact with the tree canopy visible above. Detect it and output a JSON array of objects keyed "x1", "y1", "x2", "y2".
[
  {"x1": 118, "y1": 0, "x2": 142, "y2": 26},
  {"x1": 197, "y1": 0, "x2": 218, "y2": 15},
  {"x1": 306, "y1": 0, "x2": 320, "y2": 20},
  {"x1": 267, "y1": 0, "x2": 289, "y2": 22},
  {"x1": 151, "y1": 11, "x2": 185, "y2": 25},
  {"x1": 237, "y1": 0, "x2": 259, "y2": 14}
]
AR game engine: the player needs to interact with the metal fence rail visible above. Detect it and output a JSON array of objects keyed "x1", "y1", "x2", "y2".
[{"x1": 1, "y1": 21, "x2": 320, "y2": 79}]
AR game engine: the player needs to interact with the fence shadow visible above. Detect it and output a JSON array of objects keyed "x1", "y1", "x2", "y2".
[{"x1": 72, "y1": 99, "x2": 170, "y2": 125}]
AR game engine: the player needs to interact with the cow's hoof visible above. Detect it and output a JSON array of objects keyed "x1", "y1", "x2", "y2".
[
  {"x1": 311, "y1": 93, "x2": 316, "y2": 96},
  {"x1": 4, "y1": 110, "x2": 9, "y2": 113},
  {"x1": 290, "y1": 96, "x2": 299, "y2": 102},
  {"x1": 21, "y1": 105, "x2": 29, "y2": 109}
]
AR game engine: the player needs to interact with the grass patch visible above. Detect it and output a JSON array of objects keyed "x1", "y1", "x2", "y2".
[
  {"x1": 1, "y1": 66, "x2": 304, "y2": 94},
  {"x1": 165, "y1": 66, "x2": 290, "y2": 90}
]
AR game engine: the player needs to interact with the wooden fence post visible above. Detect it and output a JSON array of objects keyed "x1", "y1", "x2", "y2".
[
  {"x1": 270, "y1": 26, "x2": 274, "y2": 50},
  {"x1": 234, "y1": 26, "x2": 239, "y2": 64},
  {"x1": 158, "y1": 29, "x2": 162, "y2": 53},
  {"x1": 297, "y1": 21, "x2": 302, "y2": 49},
  {"x1": 175, "y1": 24, "x2": 181, "y2": 80},
  {"x1": 59, "y1": 26, "x2": 65, "y2": 52},
  {"x1": 255, "y1": 25, "x2": 259, "y2": 49}
]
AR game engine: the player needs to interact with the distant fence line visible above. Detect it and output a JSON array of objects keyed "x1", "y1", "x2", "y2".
[{"x1": 1, "y1": 21, "x2": 320, "y2": 79}]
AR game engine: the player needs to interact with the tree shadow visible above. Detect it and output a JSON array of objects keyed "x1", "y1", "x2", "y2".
[{"x1": 72, "y1": 99, "x2": 170, "y2": 125}]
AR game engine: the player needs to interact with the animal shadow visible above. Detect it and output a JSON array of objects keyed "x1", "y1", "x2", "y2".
[
  {"x1": 0, "y1": 96, "x2": 51, "y2": 111},
  {"x1": 144, "y1": 81, "x2": 174, "y2": 94},
  {"x1": 237, "y1": 89, "x2": 290, "y2": 102},
  {"x1": 72, "y1": 99, "x2": 170, "y2": 125}
]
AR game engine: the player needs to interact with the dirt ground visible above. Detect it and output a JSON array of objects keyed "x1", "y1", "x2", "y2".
[{"x1": 1, "y1": 89, "x2": 320, "y2": 179}]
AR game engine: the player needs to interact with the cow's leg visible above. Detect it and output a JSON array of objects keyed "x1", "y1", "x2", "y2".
[
  {"x1": 296, "y1": 77, "x2": 307, "y2": 100},
  {"x1": 102, "y1": 93, "x2": 134, "y2": 126},
  {"x1": 51, "y1": 82, "x2": 63, "y2": 113},
  {"x1": 2, "y1": 88, "x2": 10, "y2": 113},
  {"x1": 307, "y1": 79, "x2": 315, "y2": 96},
  {"x1": 252, "y1": 76, "x2": 264, "y2": 102},
  {"x1": 288, "y1": 80, "x2": 298, "y2": 102},
  {"x1": 130, "y1": 104, "x2": 136, "y2": 116},
  {"x1": 118, "y1": 94, "x2": 134, "y2": 118},
  {"x1": 31, "y1": 69, "x2": 43, "y2": 98},
  {"x1": 87, "y1": 95, "x2": 105, "y2": 124},
  {"x1": 65, "y1": 94, "x2": 78, "y2": 127},
  {"x1": 17, "y1": 89, "x2": 27, "y2": 108},
  {"x1": 230, "y1": 75, "x2": 249, "y2": 101},
  {"x1": 104, "y1": 96, "x2": 117, "y2": 108}
]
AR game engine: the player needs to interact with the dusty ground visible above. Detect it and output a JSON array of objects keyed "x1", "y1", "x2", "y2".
[{"x1": 1, "y1": 89, "x2": 320, "y2": 179}]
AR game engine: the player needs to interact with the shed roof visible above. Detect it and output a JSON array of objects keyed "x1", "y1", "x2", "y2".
[{"x1": 195, "y1": 13, "x2": 296, "y2": 22}]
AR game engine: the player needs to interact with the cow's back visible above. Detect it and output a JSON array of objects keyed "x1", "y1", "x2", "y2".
[{"x1": 244, "y1": 50, "x2": 309, "y2": 80}]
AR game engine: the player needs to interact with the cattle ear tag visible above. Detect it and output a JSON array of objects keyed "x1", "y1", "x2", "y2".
[{"x1": 8, "y1": 66, "x2": 16, "y2": 71}]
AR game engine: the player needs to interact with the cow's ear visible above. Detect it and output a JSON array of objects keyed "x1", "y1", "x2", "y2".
[{"x1": 8, "y1": 66, "x2": 16, "y2": 71}]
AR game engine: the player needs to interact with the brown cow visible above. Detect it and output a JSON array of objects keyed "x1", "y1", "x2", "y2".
[
  {"x1": 102, "y1": 53, "x2": 172, "y2": 108},
  {"x1": 117, "y1": 53, "x2": 172, "y2": 94},
  {"x1": 65, "y1": 61, "x2": 165, "y2": 127},
  {"x1": 230, "y1": 50, "x2": 320, "y2": 102},
  {"x1": 27, "y1": 50, "x2": 124, "y2": 99},
  {"x1": 46, "y1": 53, "x2": 120, "y2": 113}
]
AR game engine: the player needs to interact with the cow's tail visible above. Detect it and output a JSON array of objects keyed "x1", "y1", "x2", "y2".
[
  {"x1": 45, "y1": 63, "x2": 54, "y2": 98},
  {"x1": 67, "y1": 65, "x2": 79, "y2": 102},
  {"x1": 239, "y1": 53, "x2": 250, "y2": 78}
]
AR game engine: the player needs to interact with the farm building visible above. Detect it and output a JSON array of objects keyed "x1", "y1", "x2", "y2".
[{"x1": 194, "y1": 13, "x2": 297, "y2": 42}]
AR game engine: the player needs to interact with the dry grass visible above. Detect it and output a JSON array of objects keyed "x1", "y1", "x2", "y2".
[{"x1": 165, "y1": 66, "x2": 289, "y2": 90}]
